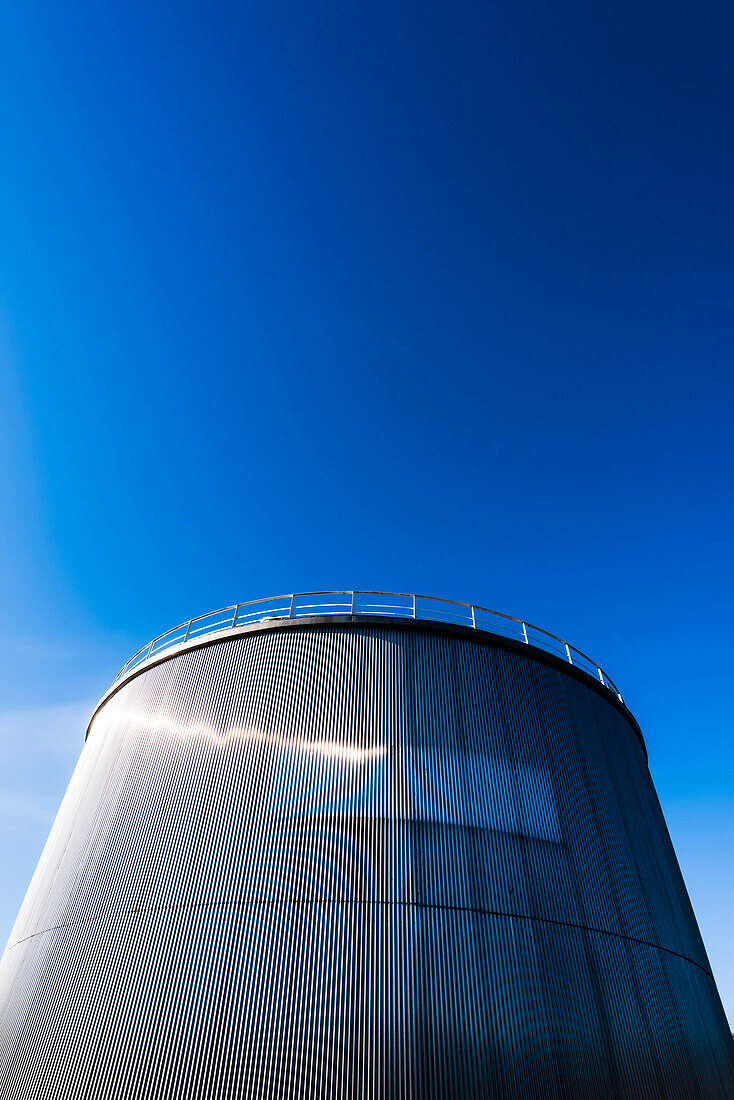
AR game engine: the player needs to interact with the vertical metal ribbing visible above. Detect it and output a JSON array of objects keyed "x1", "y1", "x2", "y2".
[{"x1": 0, "y1": 623, "x2": 732, "y2": 1100}]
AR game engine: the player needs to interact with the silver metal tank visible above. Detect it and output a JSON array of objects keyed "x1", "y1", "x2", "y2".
[{"x1": 0, "y1": 593, "x2": 731, "y2": 1099}]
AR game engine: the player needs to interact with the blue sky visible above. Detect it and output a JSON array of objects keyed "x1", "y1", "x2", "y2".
[{"x1": 0, "y1": 0, "x2": 732, "y2": 1022}]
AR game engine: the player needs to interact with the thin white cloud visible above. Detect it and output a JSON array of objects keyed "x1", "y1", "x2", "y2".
[
  {"x1": 0, "y1": 699, "x2": 93, "y2": 761},
  {"x1": 0, "y1": 699, "x2": 91, "y2": 839},
  {"x1": 0, "y1": 789, "x2": 58, "y2": 827},
  {"x1": 0, "y1": 700, "x2": 92, "y2": 947},
  {"x1": 0, "y1": 637, "x2": 79, "y2": 661}
]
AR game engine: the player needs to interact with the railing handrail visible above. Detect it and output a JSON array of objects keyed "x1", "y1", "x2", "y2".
[{"x1": 112, "y1": 591, "x2": 624, "y2": 704}]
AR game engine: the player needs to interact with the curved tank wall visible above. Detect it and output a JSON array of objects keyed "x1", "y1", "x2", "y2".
[{"x1": 0, "y1": 620, "x2": 731, "y2": 1099}]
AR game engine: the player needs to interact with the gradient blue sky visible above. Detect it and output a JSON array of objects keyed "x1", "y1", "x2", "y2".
[{"x1": 1, "y1": 0, "x2": 732, "y2": 1022}]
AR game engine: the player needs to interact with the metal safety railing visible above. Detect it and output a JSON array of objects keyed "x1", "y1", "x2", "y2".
[{"x1": 111, "y1": 591, "x2": 625, "y2": 704}]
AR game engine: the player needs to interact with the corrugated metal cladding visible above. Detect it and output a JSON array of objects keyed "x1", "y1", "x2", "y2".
[{"x1": 0, "y1": 623, "x2": 732, "y2": 1100}]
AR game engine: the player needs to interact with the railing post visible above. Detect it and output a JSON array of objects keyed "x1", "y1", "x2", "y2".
[
  {"x1": 522, "y1": 623, "x2": 528, "y2": 644},
  {"x1": 232, "y1": 605, "x2": 239, "y2": 628},
  {"x1": 565, "y1": 643, "x2": 573, "y2": 664},
  {"x1": 289, "y1": 594, "x2": 295, "y2": 618},
  {"x1": 183, "y1": 619, "x2": 192, "y2": 643},
  {"x1": 471, "y1": 605, "x2": 476, "y2": 628},
  {"x1": 598, "y1": 667, "x2": 605, "y2": 685},
  {"x1": 351, "y1": 591, "x2": 355, "y2": 616},
  {"x1": 412, "y1": 594, "x2": 416, "y2": 619}
]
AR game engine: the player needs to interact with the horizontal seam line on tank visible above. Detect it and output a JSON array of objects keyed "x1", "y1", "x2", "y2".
[{"x1": 5, "y1": 899, "x2": 714, "y2": 979}]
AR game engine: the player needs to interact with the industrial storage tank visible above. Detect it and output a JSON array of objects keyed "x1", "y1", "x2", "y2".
[{"x1": 0, "y1": 591, "x2": 732, "y2": 1099}]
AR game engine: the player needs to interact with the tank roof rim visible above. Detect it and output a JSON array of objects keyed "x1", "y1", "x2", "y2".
[{"x1": 86, "y1": 612, "x2": 646, "y2": 758}]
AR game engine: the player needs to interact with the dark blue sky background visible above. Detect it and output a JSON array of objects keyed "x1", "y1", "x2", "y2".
[{"x1": 0, "y1": 0, "x2": 732, "y2": 1019}]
